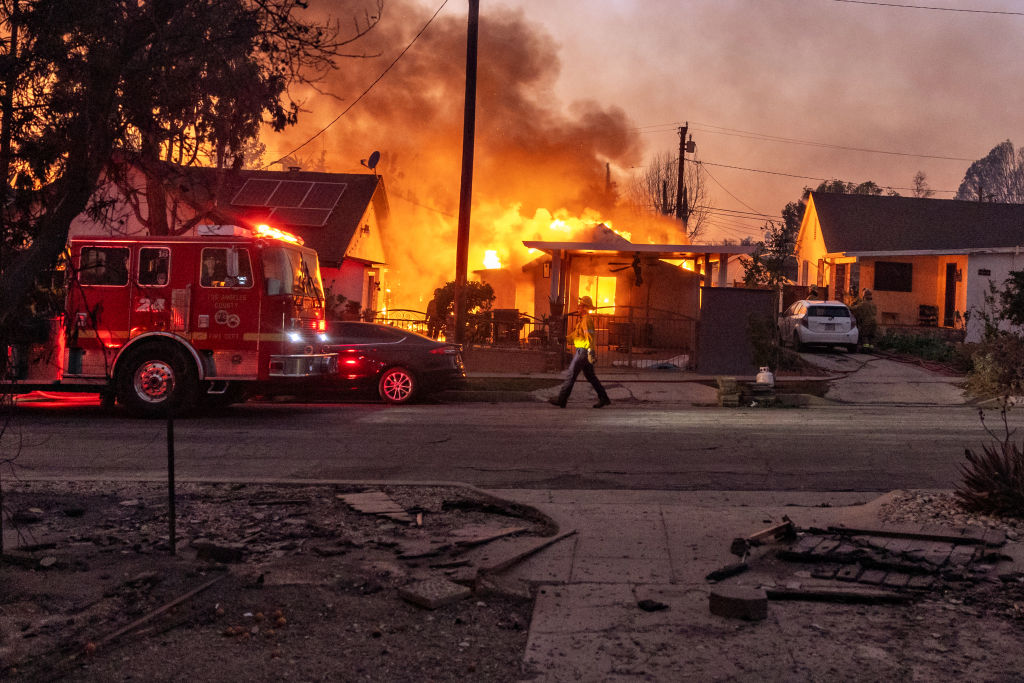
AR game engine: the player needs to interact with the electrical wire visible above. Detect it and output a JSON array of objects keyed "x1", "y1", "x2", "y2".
[
  {"x1": 824, "y1": 0, "x2": 1024, "y2": 15},
  {"x1": 265, "y1": 0, "x2": 450, "y2": 169}
]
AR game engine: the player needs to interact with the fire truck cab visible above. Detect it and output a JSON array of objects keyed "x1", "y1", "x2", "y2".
[{"x1": 5, "y1": 224, "x2": 338, "y2": 416}]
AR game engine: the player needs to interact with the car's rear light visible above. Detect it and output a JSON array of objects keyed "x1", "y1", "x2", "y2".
[
  {"x1": 800, "y1": 318, "x2": 809, "y2": 327},
  {"x1": 318, "y1": 319, "x2": 326, "y2": 332},
  {"x1": 430, "y1": 346, "x2": 458, "y2": 355}
]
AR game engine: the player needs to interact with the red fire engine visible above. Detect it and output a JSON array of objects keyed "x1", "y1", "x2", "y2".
[{"x1": 4, "y1": 224, "x2": 338, "y2": 416}]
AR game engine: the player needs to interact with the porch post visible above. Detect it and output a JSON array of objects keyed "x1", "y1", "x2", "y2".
[{"x1": 718, "y1": 253, "x2": 728, "y2": 287}]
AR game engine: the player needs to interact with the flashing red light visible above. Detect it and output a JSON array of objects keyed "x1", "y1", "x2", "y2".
[{"x1": 318, "y1": 319, "x2": 326, "y2": 332}]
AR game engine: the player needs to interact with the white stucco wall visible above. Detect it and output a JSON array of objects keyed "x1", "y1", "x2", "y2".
[{"x1": 964, "y1": 252, "x2": 1024, "y2": 342}]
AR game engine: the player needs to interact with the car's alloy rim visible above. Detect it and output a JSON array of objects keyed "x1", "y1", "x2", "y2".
[{"x1": 382, "y1": 371, "x2": 413, "y2": 401}]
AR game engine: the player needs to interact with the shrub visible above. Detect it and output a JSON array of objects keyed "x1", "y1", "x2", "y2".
[
  {"x1": 955, "y1": 407, "x2": 1024, "y2": 517},
  {"x1": 875, "y1": 330, "x2": 959, "y2": 364}
]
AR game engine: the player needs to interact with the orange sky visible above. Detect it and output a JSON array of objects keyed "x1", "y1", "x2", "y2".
[{"x1": 261, "y1": 0, "x2": 1024, "y2": 305}]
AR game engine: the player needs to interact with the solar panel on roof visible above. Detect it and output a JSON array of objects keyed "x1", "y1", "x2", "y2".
[
  {"x1": 271, "y1": 207, "x2": 332, "y2": 227},
  {"x1": 268, "y1": 181, "x2": 313, "y2": 208},
  {"x1": 303, "y1": 182, "x2": 347, "y2": 210},
  {"x1": 231, "y1": 179, "x2": 280, "y2": 206}
]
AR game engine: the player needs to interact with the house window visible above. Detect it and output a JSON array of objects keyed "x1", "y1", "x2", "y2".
[
  {"x1": 873, "y1": 261, "x2": 913, "y2": 292},
  {"x1": 579, "y1": 275, "x2": 616, "y2": 313}
]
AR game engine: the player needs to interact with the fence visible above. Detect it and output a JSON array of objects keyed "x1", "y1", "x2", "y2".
[{"x1": 370, "y1": 306, "x2": 697, "y2": 370}]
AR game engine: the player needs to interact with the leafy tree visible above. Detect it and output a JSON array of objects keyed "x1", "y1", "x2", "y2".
[
  {"x1": 0, "y1": 0, "x2": 381, "y2": 330},
  {"x1": 955, "y1": 140, "x2": 1024, "y2": 203},
  {"x1": 742, "y1": 219, "x2": 797, "y2": 290},
  {"x1": 434, "y1": 280, "x2": 495, "y2": 319}
]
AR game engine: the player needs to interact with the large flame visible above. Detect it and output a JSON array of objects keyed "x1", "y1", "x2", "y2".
[{"x1": 262, "y1": 0, "x2": 689, "y2": 315}]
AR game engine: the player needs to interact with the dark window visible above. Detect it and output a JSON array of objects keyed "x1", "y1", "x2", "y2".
[
  {"x1": 807, "y1": 306, "x2": 850, "y2": 318},
  {"x1": 873, "y1": 261, "x2": 913, "y2": 292},
  {"x1": 330, "y1": 322, "x2": 405, "y2": 342},
  {"x1": 138, "y1": 247, "x2": 170, "y2": 286},
  {"x1": 201, "y1": 247, "x2": 252, "y2": 288},
  {"x1": 79, "y1": 247, "x2": 129, "y2": 286}
]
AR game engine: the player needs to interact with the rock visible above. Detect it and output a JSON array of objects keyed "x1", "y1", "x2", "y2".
[
  {"x1": 709, "y1": 586, "x2": 768, "y2": 621},
  {"x1": 399, "y1": 578, "x2": 471, "y2": 609},
  {"x1": 637, "y1": 599, "x2": 669, "y2": 612}
]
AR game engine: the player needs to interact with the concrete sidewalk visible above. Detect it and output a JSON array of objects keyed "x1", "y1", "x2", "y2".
[
  {"x1": 461, "y1": 351, "x2": 970, "y2": 407},
  {"x1": 486, "y1": 488, "x2": 1023, "y2": 681}
]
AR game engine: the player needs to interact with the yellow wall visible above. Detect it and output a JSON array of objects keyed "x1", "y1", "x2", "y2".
[
  {"x1": 859, "y1": 254, "x2": 966, "y2": 326},
  {"x1": 795, "y1": 195, "x2": 830, "y2": 287}
]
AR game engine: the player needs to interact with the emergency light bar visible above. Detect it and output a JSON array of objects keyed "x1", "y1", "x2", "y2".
[
  {"x1": 254, "y1": 224, "x2": 303, "y2": 245},
  {"x1": 196, "y1": 224, "x2": 250, "y2": 237}
]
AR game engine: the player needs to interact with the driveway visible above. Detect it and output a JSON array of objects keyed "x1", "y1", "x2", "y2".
[{"x1": 797, "y1": 351, "x2": 968, "y2": 405}]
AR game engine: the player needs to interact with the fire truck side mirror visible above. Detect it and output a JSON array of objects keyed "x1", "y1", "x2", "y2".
[{"x1": 266, "y1": 278, "x2": 282, "y2": 296}]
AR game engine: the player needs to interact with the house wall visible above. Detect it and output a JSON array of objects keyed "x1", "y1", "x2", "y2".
[
  {"x1": 795, "y1": 198, "x2": 829, "y2": 287},
  {"x1": 342, "y1": 203, "x2": 386, "y2": 266},
  {"x1": 857, "y1": 254, "x2": 967, "y2": 327},
  {"x1": 322, "y1": 260, "x2": 374, "y2": 318},
  {"x1": 964, "y1": 253, "x2": 1024, "y2": 342}
]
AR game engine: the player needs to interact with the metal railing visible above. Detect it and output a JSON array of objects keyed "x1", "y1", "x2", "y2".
[{"x1": 368, "y1": 306, "x2": 697, "y2": 369}]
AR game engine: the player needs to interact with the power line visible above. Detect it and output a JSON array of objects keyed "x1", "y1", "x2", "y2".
[
  {"x1": 824, "y1": 0, "x2": 1024, "y2": 16},
  {"x1": 265, "y1": 0, "x2": 450, "y2": 169},
  {"x1": 696, "y1": 159, "x2": 956, "y2": 194},
  {"x1": 633, "y1": 120, "x2": 975, "y2": 162},
  {"x1": 698, "y1": 162, "x2": 769, "y2": 216}
]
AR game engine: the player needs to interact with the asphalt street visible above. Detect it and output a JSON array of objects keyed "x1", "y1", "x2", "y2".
[{"x1": 7, "y1": 399, "x2": 999, "y2": 491}]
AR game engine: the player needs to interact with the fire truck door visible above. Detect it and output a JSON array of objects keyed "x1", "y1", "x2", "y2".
[
  {"x1": 192, "y1": 245, "x2": 260, "y2": 378},
  {"x1": 69, "y1": 244, "x2": 132, "y2": 375},
  {"x1": 129, "y1": 246, "x2": 176, "y2": 335}
]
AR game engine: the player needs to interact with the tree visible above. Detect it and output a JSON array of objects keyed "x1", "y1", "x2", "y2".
[
  {"x1": 912, "y1": 171, "x2": 934, "y2": 198},
  {"x1": 0, "y1": 0, "x2": 381, "y2": 331},
  {"x1": 955, "y1": 140, "x2": 1024, "y2": 203},
  {"x1": 625, "y1": 150, "x2": 708, "y2": 241},
  {"x1": 742, "y1": 219, "x2": 798, "y2": 291}
]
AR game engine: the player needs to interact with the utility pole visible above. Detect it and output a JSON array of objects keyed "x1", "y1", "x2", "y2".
[
  {"x1": 675, "y1": 123, "x2": 696, "y2": 234},
  {"x1": 453, "y1": 0, "x2": 480, "y2": 345}
]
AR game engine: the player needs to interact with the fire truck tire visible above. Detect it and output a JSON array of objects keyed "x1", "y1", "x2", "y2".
[
  {"x1": 116, "y1": 344, "x2": 199, "y2": 418},
  {"x1": 378, "y1": 367, "x2": 417, "y2": 404}
]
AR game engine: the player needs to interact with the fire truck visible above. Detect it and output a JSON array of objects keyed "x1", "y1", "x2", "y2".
[{"x1": 3, "y1": 224, "x2": 338, "y2": 417}]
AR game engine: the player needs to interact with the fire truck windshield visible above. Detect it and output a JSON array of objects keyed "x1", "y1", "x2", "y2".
[{"x1": 262, "y1": 246, "x2": 325, "y2": 300}]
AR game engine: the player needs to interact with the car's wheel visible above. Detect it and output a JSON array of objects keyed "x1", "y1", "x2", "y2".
[
  {"x1": 378, "y1": 366, "x2": 417, "y2": 404},
  {"x1": 116, "y1": 344, "x2": 199, "y2": 418},
  {"x1": 792, "y1": 331, "x2": 806, "y2": 352}
]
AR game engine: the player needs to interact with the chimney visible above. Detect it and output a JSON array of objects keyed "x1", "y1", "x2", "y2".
[{"x1": 288, "y1": 166, "x2": 301, "y2": 173}]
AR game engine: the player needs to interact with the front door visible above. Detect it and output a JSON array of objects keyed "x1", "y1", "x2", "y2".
[{"x1": 944, "y1": 263, "x2": 957, "y2": 327}]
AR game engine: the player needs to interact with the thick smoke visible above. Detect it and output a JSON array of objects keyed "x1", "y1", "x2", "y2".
[{"x1": 266, "y1": 0, "x2": 675, "y2": 310}]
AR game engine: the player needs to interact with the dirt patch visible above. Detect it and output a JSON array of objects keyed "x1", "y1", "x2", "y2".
[{"x1": 1, "y1": 481, "x2": 552, "y2": 681}]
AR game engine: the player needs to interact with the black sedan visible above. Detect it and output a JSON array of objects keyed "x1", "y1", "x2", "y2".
[{"x1": 322, "y1": 321, "x2": 466, "y2": 403}]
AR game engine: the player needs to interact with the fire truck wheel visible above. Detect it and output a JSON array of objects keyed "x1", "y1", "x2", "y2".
[
  {"x1": 116, "y1": 344, "x2": 199, "y2": 418},
  {"x1": 378, "y1": 367, "x2": 417, "y2": 404}
]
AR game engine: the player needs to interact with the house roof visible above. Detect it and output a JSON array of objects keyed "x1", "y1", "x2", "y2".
[
  {"x1": 521, "y1": 241, "x2": 755, "y2": 258},
  {"x1": 810, "y1": 192, "x2": 1024, "y2": 255},
  {"x1": 175, "y1": 166, "x2": 386, "y2": 265}
]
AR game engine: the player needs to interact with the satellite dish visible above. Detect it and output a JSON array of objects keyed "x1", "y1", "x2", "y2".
[{"x1": 361, "y1": 150, "x2": 381, "y2": 172}]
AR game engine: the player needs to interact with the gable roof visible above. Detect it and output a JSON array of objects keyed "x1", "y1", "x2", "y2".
[
  {"x1": 809, "y1": 192, "x2": 1024, "y2": 254},
  {"x1": 174, "y1": 166, "x2": 387, "y2": 265}
]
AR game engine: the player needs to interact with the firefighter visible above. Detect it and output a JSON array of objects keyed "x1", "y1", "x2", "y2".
[{"x1": 549, "y1": 295, "x2": 611, "y2": 408}]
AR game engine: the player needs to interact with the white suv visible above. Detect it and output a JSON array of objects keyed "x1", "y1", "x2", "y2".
[{"x1": 778, "y1": 300, "x2": 859, "y2": 352}]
